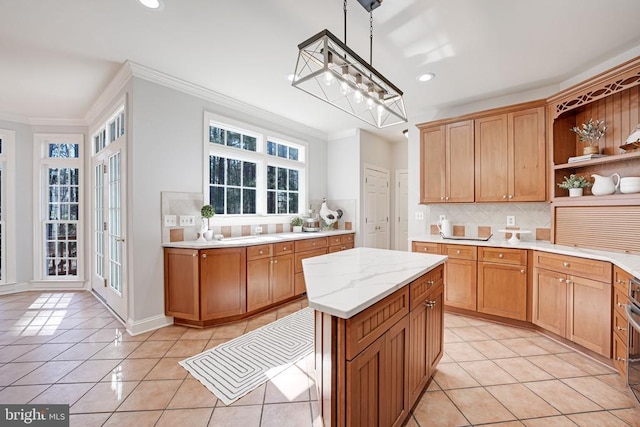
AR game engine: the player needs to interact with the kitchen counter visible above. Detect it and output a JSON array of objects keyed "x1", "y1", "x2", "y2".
[
  {"x1": 162, "y1": 229, "x2": 354, "y2": 249},
  {"x1": 409, "y1": 234, "x2": 640, "y2": 278},
  {"x1": 303, "y1": 247, "x2": 447, "y2": 318}
]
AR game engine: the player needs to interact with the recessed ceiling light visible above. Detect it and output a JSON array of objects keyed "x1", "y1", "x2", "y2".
[
  {"x1": 138, "y1": 0, "x2": 163, "y2": 9},
  {"x1": 417, "y1": 73, "x2": 435, "y2": 82}
]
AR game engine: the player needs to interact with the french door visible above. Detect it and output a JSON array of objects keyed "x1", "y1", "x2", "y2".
[
  {"x1": 363, "y1": 165, "x2": 390, "y2": 249},
  {"x1": 91, "y1": 138, "x2": 127, "y2": 321}
]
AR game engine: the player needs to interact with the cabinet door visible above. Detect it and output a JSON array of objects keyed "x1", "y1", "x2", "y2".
[
  {"x1": 164, "y1": 248, "x2": 200, "y2": 320},
  {"x1": 613, "y1": 332, "x2": 628, "y2": 378},
  {"x1": 475, "y1": 114, "x2": 509, "y2": 202},
  {"x1": 478, "y1": 262, "x2": 527, "y2": 321},
  {"x1": 509, "y1": 106, "x2": 546, "y2": 201},
  {"x1": 447, "y1": 120, "x2": 475, "y2": 202},
  {"x1": 408, "y1": 303, "x2": 428, "y2": 406},
  {"x1": 567, "y1": 275, "x2": 612, "y2": 357},
  {"x1": 444, "y1": 258, "x2": 477, "y2": 311},
  {"x1": 420, "y1": 126, "x2": 446, "y2": 203},
  {"x1": 200, "y1": 247, "x2": 246, "y2": 320},
  {"x1": 347, "y1": 334, "x2": 386, "y2": 427},
  {"x1": 385, "y1": 316, "x2": 410, "y2": 427},
  {"x1": 247, "y1": 258, "x2": 272, "y2": 312},
  {"x1": 532, "y1": 268, "x2": 566, "y2": 336},
  {"x1": 272, "y1": 254, "x2": 294, "y2": 303},
  {"x1": 426, "y1": 284, "x2": 444, "y2": 376}
]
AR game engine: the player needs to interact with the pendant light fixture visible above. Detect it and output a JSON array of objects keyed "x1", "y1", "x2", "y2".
[{"x1": 292, "y1": 0, "x2": 407, "y2": 128}]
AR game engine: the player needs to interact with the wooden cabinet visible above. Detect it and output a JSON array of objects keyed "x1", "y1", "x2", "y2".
[
  {"x1": 247, "y1": 242, "x2": 294, "y2": 312},
  {"x1": 328, "y1": 234, "x2": 355, "y2": 253},
  {"x1": 442, "y1": 244, "x2": 477, "y2": 311},
  {"x1": 419, "y1": 120, "x2": 474, "y2": 203},
  {"x1": 477, "y1": 247, "x2": 528, "y2": 321},
  {"x1": 200, "y1": 247, "x2": 247, "y2": 321},
  {"x1": 475, "y1": 107, "x2": 546, "y2": 202},
  {"x1": 164, "y1": 248, "x2": 200, "y2": 321},
  {"x1": 532, "y1": 251, "x2": 612, "y2": 357},
  {"x1": 412, "y1": 241, "x2": 440, "y2": 254},
  {"x1": 294, "y1": 237, "x2": 329, "y2": 296}
]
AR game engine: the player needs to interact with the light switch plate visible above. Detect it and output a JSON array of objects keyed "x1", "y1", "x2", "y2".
[
  {"x1": 506, "y1": 216, "x2": 516, "y2": 226},
  {"x1": 415, "y1": 211, "x2": 424, "y2": 220},
  {"x1": 179, "y1": 215, "x2": 195, "y2": 226},
  {"x1": 164, "y1": 215, "x2": 177, "y2": 227}
]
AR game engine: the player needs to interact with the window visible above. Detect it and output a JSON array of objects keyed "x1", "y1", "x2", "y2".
[
  {"x1": 35, "y1": 134, "x2": 83, "y2": 280},
  {"x1": 93, "y1": 106, "x2": 124, "y2": 155},
  {"x1": 204, "y1": 114, "x2": 306, "y2": 217}
]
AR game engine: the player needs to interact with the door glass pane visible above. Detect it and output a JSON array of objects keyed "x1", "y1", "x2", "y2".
[{"x1": 108, "y1": 153, "x2": 122, "y2": 294}]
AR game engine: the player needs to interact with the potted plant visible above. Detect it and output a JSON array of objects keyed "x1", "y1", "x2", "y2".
[
  {"x1": 200, "y1": 204, "x2": 215, "y2": 240},
  {"x1": 291, "y1": 216, "x2": 304, "y2": 232},
  {"x1": 558, "y1": 174, "x2": 592, "y2": 197},
  {"x1": 570, "y1": 118, "x2": 607, "y2": 155}
]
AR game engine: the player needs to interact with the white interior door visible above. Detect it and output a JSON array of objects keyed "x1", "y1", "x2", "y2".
[
  {"x1": 363, "y1": 165, "x2": 390, "y2": 249},
  {"x1": 91, "y1": 138, "x2": 127, "y2": 321},
  {"x1": 395, "y1": 170, "x2": 409, "y2": 250}
]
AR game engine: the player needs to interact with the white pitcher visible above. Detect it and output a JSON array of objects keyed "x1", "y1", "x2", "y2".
[
  {"x1": 437, "y1": 218, "x2": 452, "y2": 238},
  {"x1": 591, "y1": 173, "x2": 620, "y2": 196}
]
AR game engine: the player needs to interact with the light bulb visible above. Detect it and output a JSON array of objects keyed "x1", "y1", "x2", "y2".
[
  {"x1": 323, "y1": 71, "x2": 334, "y2": 86},
  {"x1": 340, "y1": 81, "x2": 351, "y2": 95},
  {"x1": 354, "y1": 90, "x2": 364, "y2": 104},
  {"x1": 366, "y1": 97, "x2": 375, "y2": 110}
]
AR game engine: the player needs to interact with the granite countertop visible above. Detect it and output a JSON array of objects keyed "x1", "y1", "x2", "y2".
[
  {"x1": 410, "y1": 234, "x2": 640, "y2": 278},
  {"x1": 162, "y1": 229, "x2": 354, "y2": 249},
  {"x1": 303, "y1": 247, "x2": 447, "y2": 319}
]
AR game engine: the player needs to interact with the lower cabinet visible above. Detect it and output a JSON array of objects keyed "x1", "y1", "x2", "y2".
[
  {"x1": 442, "y1": 244, "x2": 477, "y2": 311},
  {"x1": 477, "y1": 247, "x2": 528, "y2": 321},
  {"x1": 200, "y1": 247, "x2": 247, "y2": 321},
  {"x1": 247, "y1": 243, "x2": 294, "y2": 312}
]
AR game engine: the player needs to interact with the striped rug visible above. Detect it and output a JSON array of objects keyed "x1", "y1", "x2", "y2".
[{"x1": 179, "y1": 307, "x2": 314, "y2": 405}]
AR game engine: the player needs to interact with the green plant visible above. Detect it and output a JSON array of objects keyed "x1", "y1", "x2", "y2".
[
  {"x1": 201, "y1": 204, "x2": 215, "y2": 218},
  {"x1": 570, "y1": 118, "x2": 607, "y2": 146},
  {"x1": 557, "y1": 174, "x2": 592, "y2": 189},
  {"x1": 291, "y1": 216, "x2": 303, "y2": 227}
]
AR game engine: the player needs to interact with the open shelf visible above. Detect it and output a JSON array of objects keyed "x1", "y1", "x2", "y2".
[
  {"x1": 552, "y1": 193, "x2": 640, "y2": 206},
  {"x1": 553, "y1": 150, "x2": 640, "y2": 170}
]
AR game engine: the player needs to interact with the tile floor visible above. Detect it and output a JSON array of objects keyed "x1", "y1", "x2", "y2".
[{"x1": 0, "y1": 291, "x2": 638, "y2": 426}]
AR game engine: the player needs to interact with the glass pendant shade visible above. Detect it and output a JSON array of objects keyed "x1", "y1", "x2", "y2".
[{"x1": 292, "y1": 29, "x2": 407, "y2": 128}]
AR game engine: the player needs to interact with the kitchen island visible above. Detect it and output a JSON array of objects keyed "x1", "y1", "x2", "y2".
[{"x1": 303, "y1": 247, "x2": 447, "y2": 427}]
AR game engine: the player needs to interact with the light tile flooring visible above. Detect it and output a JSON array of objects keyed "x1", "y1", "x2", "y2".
[{"x1": 0, "y1": 291, "x2": 638, "y2": 427}]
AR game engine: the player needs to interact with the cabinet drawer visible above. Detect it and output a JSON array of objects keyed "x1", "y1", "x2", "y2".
[
  {"x1": 328, "y1": 242, "x2": 354, "y2": 253},
  {"x1": 613, "y1": 309, "x2": 629, "y2": 343},
  {"x1": 613, "y1": 266, "x2": 632, "y2": 294},
  {"x1": 345, "y1": 287, "x2": 409, "y2": 360},
  {"x1": 247, "y1": 244, "x2": 272, "y2": 260},
  {"x1": 478, "y1": 247, "x2": 527, "y2": 265},
  {"x1": 442, "y1": 244, "x2": 477, "y2": 260},
  {"x1": 614, "y1": 286, "x2": 629, "y2": 317},
  {"x1": 294, "y1": 248, "x2": 328, "y2": 273},
  {"x1": 613, "y1": 332, "x2": 627, "y2": 378},
  {"x1": 533, "y1": 251, "x2": 611, "y2": 282},
  {"x1": 295, "y1": 237, "x2": 328, "y2": 252},
  {"x1": 412, "y1": 242, "x2": 440, "y2": 254},
  {"x1": 274, "y1": 242, "x2": 293, "y2": 255},
  {"x1": 328, "y1": 235, "x2": 343, "y2": 246},
  {"x1": 342, "y1": 233, "x2": 354, "y2": 244},
  {"x1": 410, "y1": 264, "x2": 444, "y2": 309}
]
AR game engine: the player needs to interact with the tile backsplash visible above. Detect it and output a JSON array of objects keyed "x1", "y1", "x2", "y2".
[{"x1": 428, "y1": 203, "x2": 552, "y2": 242}]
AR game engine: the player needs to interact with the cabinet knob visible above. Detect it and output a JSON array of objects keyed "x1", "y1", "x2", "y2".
[
  {"x1": 274, "y1": 259, "x2": 278, "y2": 264},
  {"x1": 456, "y1": 250, "x2": 461, "y2": 255},
  {"x1": 312, "y1": 242, "x2": 316, "y2": 246},
  {"x1": 520, "y1": 269, "x2": 525, "y2": 274},
  {"x1": 424, "y1": 300, "x2": 436, "y2": 308},
  {"x1": 498, "y1": 253, "x2": 504, "y2": 258},
  {"x1": 616, "y1": 326, "x2": 627, "y2": 332},
  {"x1": 202, "y1": 254, "x2": 207, "y2": 258},
  {"x1": 445, "y1": 196, "x2": 450, "y2": 200},
  {"x1": 558, "y1": 278, "x2": 565, "y2": 282},
  {"x1": 563, "y1": 262, "x2": 570, "y2": 267},
  {"x1": 508, "y1": 194, "x2": 513, "y2": 199},
  {"x1": 617, "y1": 356, "x2": 626, "y2": 362},
  {"x1": 440, "y1": 196, "x2": 445, "y2": 200},
  {"x1": 502, "y1": 195, "x2": 507, "y2": 199},
  {"x1": 341, "y1": 246, "x2": 346, "y2": 250},
  {"x1": 617, "y1": 302, "x2": 625, "y2": 308},
  {"x1": 565, "y1": 280, "x2": 572, "y2": 285},
  {"x1": 192, "y1": 253, "x2": 197, "y2": 257},
  {"x1": 283, "y1": 246, "x2": 287, "y2": 250}
]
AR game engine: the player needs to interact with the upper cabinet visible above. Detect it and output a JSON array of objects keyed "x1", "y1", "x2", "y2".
[
  {"x1": 475, "y1": 107, "x2": 546, "y2": 202},
  {"x1": 418, "y1": 102, "x2": 546, "y2": 204},
  {"x1": 419, "y1": 120, "x2": 474, "y2": 203}
]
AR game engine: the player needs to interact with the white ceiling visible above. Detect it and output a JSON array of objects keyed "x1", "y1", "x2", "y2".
[{"x1": 2, "y1": 0, "x2": 640, "y2": 142}]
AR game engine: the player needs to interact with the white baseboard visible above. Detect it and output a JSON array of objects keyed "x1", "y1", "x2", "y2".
[
  {"x1": 29, "y1": 280, "x2": 89, "y2": 291},
  {"x1": 126, "y1": 313, "x2": 174, "y2": 336},
  {"x1": 0, "y1": 282, "x2": 30, "y2": 295}
]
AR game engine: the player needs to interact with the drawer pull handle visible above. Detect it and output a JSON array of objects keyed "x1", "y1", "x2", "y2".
[
  {"x1": 616, "y1": 356, "x2": 626, "y2": 362},
  {"x1": 341, "y1": 246, "x2": 346, "y2": 250},
  {"x1": 617, "y1": 302, "x2": 625, "y2": 308},
  {"x1": 283, "y1": 246, "x2": 287, "y2": 250},
  {"x1": 456, "y1": 250, "x2": 461, "y2": 255},
  {"x1": 427, "y1": 280, "x2": 434, "y2": 286},
  {"x1": 520, "y1": 269, "x2": 525, "y2": 274},
  {"x1": 498, "y1": 253, "x2": 504, "y2": 258},
  {"x1": 616, "y1": 326, "x2": 626, "y2": 332},
  {"x1": 424, "y1": 300, "x2": 436, "y2": 308},
  {"x1": 563, "y1": 262, "x2": 570, "y2": 267},
  {"x1": 259, "y1": 250, "x2": 264, "y2": 255},
  {"x1": 202, "y1": 254, "x2": 207, "y2": 259}
]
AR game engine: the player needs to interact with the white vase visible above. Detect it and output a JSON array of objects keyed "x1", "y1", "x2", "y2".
[
  {"x1": 569, "y1": 188, "x2": 583, "y2": 197},
  {"x1": 197, "y1": 218, "x2": 208, "y2": 242},
  {"x1": 292, "y1": 226, "x2": 303, "y2": 233}
]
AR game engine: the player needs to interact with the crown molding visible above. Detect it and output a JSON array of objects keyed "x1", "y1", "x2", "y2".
[
  {"x1": 84, "y1": 61, "x2": 134, "y2": 126},
  {"x1": 28, "y1": 117, "x2": 86, "y2": 127},
  {"x1": 0, "y1": 111, "x2": 30, "y2": 125},
  {"x1": 126, "y1": 61, "x2": 328, "y2": 141},
  {"x1": 327, "y1": 128, "x2": 358, "y2": 141}
]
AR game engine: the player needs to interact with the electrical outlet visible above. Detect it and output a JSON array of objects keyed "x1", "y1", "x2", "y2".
[
  {"x1": 179, "y1": 215, "x2": 195, "y2": 226},
  {"x1": 254, "y1": 226, "x2": 263, "y2": 234},
  {"x1": 415, "y1": 211, "x2": 424, "y2": 220},
  {"x1": 439, "y1": 215, "x2": 446, "y2": 222},
  {"x1": 164, "y1": 215, "x2": 177, "y2": 227},
  {"x1": 506, "y1": 216, "x2": 516, "y2": 226}
]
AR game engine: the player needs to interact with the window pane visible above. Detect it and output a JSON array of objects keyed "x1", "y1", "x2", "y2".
[
  {"x1": 70, "y1": 169, "x2": 79, "y2": 185},
  {"x1": 210, "y1": 156, "x2": 225, "y2": 185},
  {"x1": 277, "y1": 192, "x2": 287, "y2": 214},
  {"x1": 227, "y1": 188, "x2": 241, "y2": 214},
  {"x1": 277, "y1": 168, "x2": 287, "y2": 190},
  {"x1": 49, "y1": 169, "x2": 58, "y2": 185},
  {"x1": 277, "y1": 144, "x2": 287, "y2": 159},
  {"x1": 243, "y1": 135, "x2": 256, "y2": 151},
  {"x1": 289, "y1": 147, "x2": 299, "y2": 161},
  {"x1": 210, "y1": 186, "x2": 224, "y2": 214},
  {"x1": 289, "y1": 169, "x2": 298, "y2": 191},
  {"x1": 243, "y1": 161, "x2": 256, "y2": 188},
  {"x1": 227, "y1": 131, "x2": 241, "y2": 148},
  {"x1": 288, "y1": 192, "x2": 298, "y2": 214},
  {"x1": 70, "y1": 204, "x2": 79, "y2": 220},
  {"x1": 267, "y1": 166, "x2": 276, "y2": 190},
  {"x1": 227, "y1": 159, "x2": 241, "y2": 186},
  {"x1": 267, "y1": 141, "x2": 276, "y2": 156},
  {"x1": 210, "y1": 127, "x2": 224, "y2": 145},
  {"x1": 243, "y1": 189, "x2": 256, "y2": 214},
  {"x1": 267, "y1": 191, "x2": 275, "y2": 214}
]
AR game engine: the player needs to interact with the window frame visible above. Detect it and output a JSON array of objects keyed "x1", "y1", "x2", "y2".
[
  {"x1": 0, "y1": 129, "x2": 16, "y2": 286},
  {"x1": 33, "y1": 133, "x2": 84, "y2": 283},
  {"x1": 203, "y1": 112, "x2": 307, "y2": 224}
]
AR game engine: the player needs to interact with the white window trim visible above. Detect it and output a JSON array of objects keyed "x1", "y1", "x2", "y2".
[
  {"x1": 33, "y1": 133, "x2": 85, "y2": 282},
  {"x1": 0, "y1": 129, "x2": 16, "y2": 285},
  {"x1": 202, "y1": 112, "x2": 308, "y2": 226}
]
